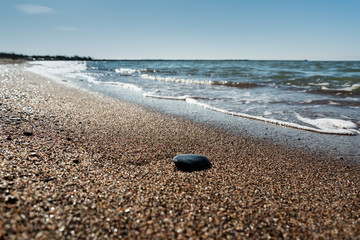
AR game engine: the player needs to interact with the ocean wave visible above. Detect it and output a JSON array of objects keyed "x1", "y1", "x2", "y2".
[
  {"x1": 140, "y1": 74, "x2": 259, "y2": 88},
  {"x1": 210, "y1": 81, "x2": 259, "y2": 88},
  {"x1": 307, "y1": 83, "x2": 360, "y2": 96},
  {"x1": 115, "y1": 68, "x2": 142, "y2": 75},
  {"x1": 140, "y1": 74, "x2": 207, "y2": 85},
  {"x1": 115, "y1": 68, "x2": 157, "y2": 75}
]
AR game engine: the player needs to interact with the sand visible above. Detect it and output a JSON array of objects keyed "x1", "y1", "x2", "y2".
[{"x1": 1, "y1": 63, "x2": 359, "y2": 239}]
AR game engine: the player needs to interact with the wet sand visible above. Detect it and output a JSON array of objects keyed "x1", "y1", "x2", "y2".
[{"x1": 1, "y1": 64, "x2": 359, "y2": 239}]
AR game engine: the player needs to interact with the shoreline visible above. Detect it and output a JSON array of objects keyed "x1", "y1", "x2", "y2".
[
  {"x1": 44, "y1": 60, "x2": 360, "y2": 163},
  {"x1": 1, "y1": 64, "x2": 360, "y2": 239}
]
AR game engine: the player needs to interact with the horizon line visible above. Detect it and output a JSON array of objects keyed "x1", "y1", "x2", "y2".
[
  {"x1": 1, "y1": 52, "x2": 359, "y2": 62},
  {"x1": 95, "y1": 58, "x2": 360, "y2": 61}
]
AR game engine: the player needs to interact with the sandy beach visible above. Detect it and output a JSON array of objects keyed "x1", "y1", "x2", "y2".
[{"x1": 1, "y1": 63, "x2": 359, "y2": 239}]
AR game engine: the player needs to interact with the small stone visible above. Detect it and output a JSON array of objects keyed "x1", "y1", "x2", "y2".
[
  {"x1": 5, "y1": 196, "x2": 18, "y2": 204},
  {"x1": 173, "y1": 154, "x2": 212, "y2": 172},
  {"x1": 23, "y1": 131, "x2": 33, "y2": 136}
]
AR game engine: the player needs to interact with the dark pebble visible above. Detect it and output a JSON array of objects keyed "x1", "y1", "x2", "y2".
[
  {"x1": 173, "y1": 154, "x2": 212, "y2": 172},
  {"x1": 6, "y1": 196, "x2": 18, "y2": 204},
  {"x1": 4, "y1": 175, "x2": 14, "y2": 181},
  {"x1": 23, "y1": 131, "x2": 33, "y2": 136}
]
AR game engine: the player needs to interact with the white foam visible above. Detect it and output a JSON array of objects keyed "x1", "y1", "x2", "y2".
[
  {"x1": 186, "y1": 98, "x2": 358, "y2": 135},
  {"x1": 27, "y1": 61, "x2": 146, "y2": 93},
  {"x1": 322, "y1": 83, "x2": 360, "y2": 92},
  {"x1": 29, "y1": 61, "x2": 86, "y2": 74},
  {"x1": 309, "y1": 82, "x2": 330, "y2": 86},
  {"x1": 102, "y1": 81, "x2": 143, "y2": 92},
  {"x1": 140, "y1": 74, "x2": 258, "y2": 89},
  {"x1": 296, "y1": 113, "x2": 359, "y2": 135},
  {"x1": 140, "y1": 74, "x2": 210, "y2": 85},
  {"x1": 143, "y1": 93, "x2": 189, "y2": 100},
  {"x1": 27, "y1": 61, "x2": 95, "y2": 83},
  {"x1": 115, "y1": 68, "x2": 142, "y2": 75},
  {"x1": 329, "y1": 101, "x2": 340, "y2": 105},
  {"x1": 341, "y1": 83, "x2": 360, "y2": 92}
]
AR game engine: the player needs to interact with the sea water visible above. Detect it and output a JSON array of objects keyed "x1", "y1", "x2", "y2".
[{"x1": 28, "y1": 60, "x2": 360, "y2": 136}]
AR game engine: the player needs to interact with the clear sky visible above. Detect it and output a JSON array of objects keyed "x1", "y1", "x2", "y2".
[{"x1": 1, "y1": 0, "x2": 360, "y2": 60}]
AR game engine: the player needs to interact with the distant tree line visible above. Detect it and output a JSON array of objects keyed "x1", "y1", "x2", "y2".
[{"x1": 0, "y1": 52, "x2": 93, "y2": 61}]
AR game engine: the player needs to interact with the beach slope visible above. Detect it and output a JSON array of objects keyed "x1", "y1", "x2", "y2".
[{"x1": 1, "y1": 64, "x2": 359, "y2": 239}]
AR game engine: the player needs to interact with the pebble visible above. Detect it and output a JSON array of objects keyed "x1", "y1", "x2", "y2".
[
  {"x1": 5, "y1": 196, "x2": 18, "y2": 204},
  {"x1": 173, "y1": 154, "x2": 212, "y2": 171},
  {"x1": 23, "y1": 131, "x2": 33, "y2": 136}
]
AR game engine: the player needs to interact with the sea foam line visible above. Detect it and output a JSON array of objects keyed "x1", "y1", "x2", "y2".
[
  {"x1": 143, "y1": 93, "x2": 358, "y2": 135},
  {"x1": 186, "y1": 98, "x2": 358, "y2": 135},
  {"x1": 196, "y1": 102, "x2": 357, "y2": 135},
  {"x1": 143, "y1": 93, "x2": 189, "y2": 100}
]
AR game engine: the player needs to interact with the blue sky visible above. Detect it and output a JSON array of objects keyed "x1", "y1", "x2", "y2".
[{"x1": 1, "y1": 0, "x2": 360, "y2": 60}]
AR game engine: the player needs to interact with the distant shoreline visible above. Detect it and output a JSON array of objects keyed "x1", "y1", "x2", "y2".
[
  {"x1": 0, "y1": 52, "x2": 93, "y2": 61},
  {"x1": 1, "y1": 52, "x2": 359, "y2": 62}
]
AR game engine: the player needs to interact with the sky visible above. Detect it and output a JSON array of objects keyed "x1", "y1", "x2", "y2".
[{"x1": 1, "y1": 0, "x2": 360, "y2": 60}]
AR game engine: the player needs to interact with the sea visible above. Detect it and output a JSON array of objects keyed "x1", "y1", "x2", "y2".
[{"x1": 28, "y1": 60, "x2": 360, "y2": 137}]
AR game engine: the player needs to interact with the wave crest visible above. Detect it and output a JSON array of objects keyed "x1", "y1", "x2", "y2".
[{"x1": 140, "y1": 74, "x2": 259, "y2": 88}]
